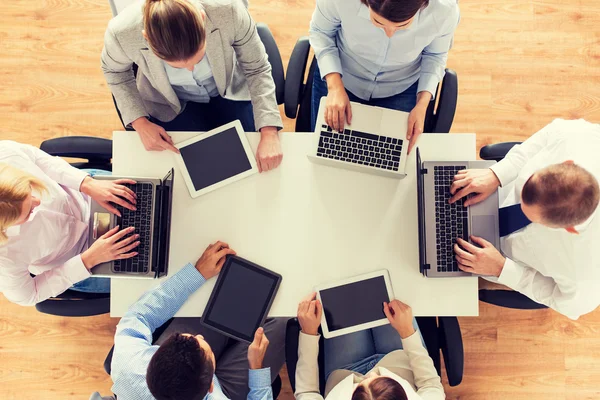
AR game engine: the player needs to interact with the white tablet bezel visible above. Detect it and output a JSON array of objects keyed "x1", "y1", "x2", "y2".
[
  {"x1": 174, "y1": 120, "x2": 258, "y2": 198},
  {"x1": 315, "y1": 269, "x2": 394, "y2": 339}
]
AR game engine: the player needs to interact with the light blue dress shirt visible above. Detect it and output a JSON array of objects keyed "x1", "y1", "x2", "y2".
[
  {"x1": 163, "y1": 55, "x2": 219, "y2": 103},
  {"x1": 309, "y1": 0, "x2": 460, "y2": 100},
  {"x1": 111, "y1": 263, "x2": 273, "y2": 400}
]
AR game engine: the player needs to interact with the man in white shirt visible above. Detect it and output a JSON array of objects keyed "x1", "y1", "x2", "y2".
[
  {"x1": 294, "y1": 293, "x2": 444, "y2": 399},
  {"x1": 448, "y1": 119, "x2": 600, "y2": 319}
]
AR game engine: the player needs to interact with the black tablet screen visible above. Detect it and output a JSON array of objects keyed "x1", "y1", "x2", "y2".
[
  {"x1": 204, "y1": 260, "x2": 278, "y2": 341},
  {"x1": 320, "y1": 276, "x2": 390, "y2": 332},
  {"x1": 180, "y1": 127, "x2": 252, "y2": 191}
]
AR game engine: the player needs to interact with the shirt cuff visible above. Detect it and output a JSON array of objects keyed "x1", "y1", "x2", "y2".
[
  {"x1": 248, "y1": 367, "x2": 272, "y2": 389},
  {"x1": 490, "y1": 159, "x2": 518, "y2": 187},
  {"x1": 317, "y1": 53, "x2": 343, "y2": 79},
  {"x1": 400, "y1": 330, "x2": 425, "y2": 351},
  {"x1": 63, "y1": 255, "x2": 92, "y2": 284},
  {"x1": 417, "y1": 72, "x2": 440, "y2": 98},
  {"x1": 67, "y1": 169, "x2": 91, "y2": 192},
  {"x1": 497, "y1": 258, "x2": 523, "y2": 289}
]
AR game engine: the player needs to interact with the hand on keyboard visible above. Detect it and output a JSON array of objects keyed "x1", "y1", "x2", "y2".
[
  {"x1": 80, "y1": 176, "x2": 137, "y2": 217},
  {"x1": 449, "y1": 169, "x2": 501, "y2": 207},
  {"x1": 81, "y1": 226, "x2": 140, "y2": 270},
  {"x1": 454, "y1": 236, "x2": 505, "y2": 277}
]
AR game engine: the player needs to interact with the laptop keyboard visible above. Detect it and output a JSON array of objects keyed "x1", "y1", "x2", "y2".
[
  {"x1": 112, "y1": 183, "x2": 153, "y2": 274},
  {"x1": 316, "y1": 124, "x2": 403, "y2": 171},
  {"x1": 434, "y1": 166, "x2": 469, "y2": 273}
]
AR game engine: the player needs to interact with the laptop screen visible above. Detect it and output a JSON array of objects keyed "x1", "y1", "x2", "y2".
[{"x1": 416, "y1": 149, "x2": 427, "y2": 274}]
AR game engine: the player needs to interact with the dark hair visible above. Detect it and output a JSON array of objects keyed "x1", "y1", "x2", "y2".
[
  {"x1": 146, "y1": 333, "x2": 215, "y2": 400},
  {"x1": 360, "y1": 0, "x2": 429, "y2": 23},
  {"x1": 521, "y1": 162, "x2": 600, "y2": 227},
  {"x1": 143, "y1": 0, "x2": 206, "y2": 61},
  {"x1": 351, "y1": 377, "x2": 408, "y2": 400}
]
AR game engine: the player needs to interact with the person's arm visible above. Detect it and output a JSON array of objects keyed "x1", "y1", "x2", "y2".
[
  {"x1": 230, "y1": 2, "x2": 282, "y2": 132},
  {"x1": 417, "y1": 4, "x2": 460, "y2": 98},
  {"x1": 247, "y1": 327, "x2": 274, "y2": 400},
  {"x1": 3, "y1": 141, "x2": 88, "y2": 191},
  {"x1": 295, "y1": 293, "x2": 325, "y2": 400},
  {"x1": 498, "y1": 257, "x2": 582, "y2": 320},
  {"x1": 111, "y1": 263, "x2": 206, "y2": 378},
  {"x1": 0, "y1": 254, "x2": 90, "y2": 306},
  {"x1": 101, "y1": 23, "x2": 148, "y2": 128},
  {"x1": 401, "y1": 333, "x2": 445, "y2": 400},
  {"x1": 308, "y1": 0, "x2": 342, "y2": 81},
  {"x1": 490, "y1": 119, "x2": 562, "y2": 186}
]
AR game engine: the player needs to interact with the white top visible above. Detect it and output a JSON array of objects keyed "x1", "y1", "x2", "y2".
[
  {"x1": 490, "y1": 119, "x2": 600, "y2": 319},
  {"x1": 110, "y1": 131, "x2": 479, "y2": 317},
  {"x1": 295, "y1": 332, "x2": 444, "y2": 400},
  {"x1": 162, "y1": 55, "x2": 219, "y2": 103},
  {"x1": 0, "y1": 141, "x2": 91, "y2": 306}
]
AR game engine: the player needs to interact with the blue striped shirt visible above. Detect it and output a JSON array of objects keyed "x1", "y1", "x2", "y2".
[{"x1": 111, "y1": 263, "x2": 273, "y2": 400}]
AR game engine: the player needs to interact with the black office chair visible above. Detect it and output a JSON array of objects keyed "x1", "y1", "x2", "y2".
[
  {"x1": 33, "y1": 136, "x2": 113, "y2": 317},
  {"x1": 103, "y1": 318, "x2": 283, "y2": 398},
  {"x1": 113, "y1": 23, "x2": 285, "y2": 129},
  {"x1": 284, "y1": 37, "x2": 459, "y2": 133},
  {"x1": 479, "y1": 141, "x2": 548, "y2": 310},
  {"x1": 285, "y1": 316, "x2": 464, "y2": 394}
]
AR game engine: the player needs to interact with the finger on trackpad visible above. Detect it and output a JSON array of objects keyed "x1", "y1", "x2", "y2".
[{"x1": 471, "y1": 215, "x2": 496, "y2": 243}]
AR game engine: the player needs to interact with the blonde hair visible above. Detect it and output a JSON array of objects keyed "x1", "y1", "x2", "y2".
[
  {"x1": 144, "y1": 0, "x2": 206, "y2": 62},
  {"x1": 0, "y1": 163, "x2": 47, "y2": 244}
]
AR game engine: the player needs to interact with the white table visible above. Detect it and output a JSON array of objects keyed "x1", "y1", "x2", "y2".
[{"x1": 111, "y1": 131, "x2": 479, "y2": 317}]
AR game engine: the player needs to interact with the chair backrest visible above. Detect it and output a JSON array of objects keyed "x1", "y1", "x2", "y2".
[{"x1": 479, "y1": 289, "x2": 548, "y2": 310}]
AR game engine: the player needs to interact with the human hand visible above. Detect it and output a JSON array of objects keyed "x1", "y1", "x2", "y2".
[
  {"x1": 454, "y1": 236, "x2": 505, "y2": 277},
  {"x1": 406, "y1": 103, "x2": 427, "y2": 155},
  {"x1": 449, "y1": 169, "x2": 501, "y2": 206},
  {"x1": 383, "y1": 300, "x2": 415, "y2": 339},
  {"x1": 247, "y1": 327, "x2": 270, "y2": 370},
  {"x1": 256, "y1": 127, "x2": 283, "y2": 172},
  {"x1": 324, "y1": 73, "x2": 352, "y2": 131},
  {"x1": 80, "y1": 176, "x2": 137, "y2": 217},
  {"x1": 194, "y1": 241, "x2": 236, "y2": 280},
  {"x1": 81, "y1": 226, "x2": 139, "y2": 270},
  {"x1": 131, "y1": 117, "x2": 179, "y2": 153},
  {"x1": 297, "y1": 292, "x2": 323, "y2": 336}
]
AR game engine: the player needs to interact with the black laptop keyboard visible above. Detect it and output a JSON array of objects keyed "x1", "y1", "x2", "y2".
[
  {"x1": 112, "y1": 183, "x2": 153, "y2": 274},
  {"x1": 316, "y1": 124, "x2": 403, "y2": 171},
  {"x1": 434, "y1": 166, "x2": 469, "y2": 272}
]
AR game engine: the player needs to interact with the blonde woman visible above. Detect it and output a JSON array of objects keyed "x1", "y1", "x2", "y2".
[
  {"x1": 102, "y1": 0, "x2": 284, "y2": 172},
  {"x1": 0, "y1": 141, "x2": 139, "y2": 306}
]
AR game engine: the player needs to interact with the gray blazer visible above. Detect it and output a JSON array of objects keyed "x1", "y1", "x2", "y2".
[{"x1": 101, "y1": 0, "x2": 282, "y2": 130}]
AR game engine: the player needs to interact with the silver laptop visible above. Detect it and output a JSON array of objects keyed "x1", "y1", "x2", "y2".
[
  {"x1": 89, "y1": 169, "x2": 174, "y2": 279},
  {"x1": 416, "y1": 149, "x2": 500, "y2": 277},
  {"x1": 308, "y1": 98, "x2": 409, "y2": 178}
]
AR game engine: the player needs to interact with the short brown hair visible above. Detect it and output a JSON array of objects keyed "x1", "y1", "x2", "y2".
[
  {"x1": 521, "y1": 162, "x2": 600, "y2": 227},
  {"x1": 143, "y1": 0, "x2": 206, "y2": 62},
  {"x1": 351, "y1": 377, "x2": 408, "y2": 400},
  {"x1": 360, "y1": 0, "x2": 429, "y2": 23}
]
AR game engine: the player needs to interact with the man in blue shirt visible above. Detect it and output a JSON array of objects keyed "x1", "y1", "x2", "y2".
[
  {"x1": 110, "y1": 241, "x2": 286, "y2": 400},
  {"x1": 309, "y1": 0, "x2": 460, "y2": 154}
]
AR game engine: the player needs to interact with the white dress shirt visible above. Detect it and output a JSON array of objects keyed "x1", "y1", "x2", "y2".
[
  {"x1": 0, "y1": 141, "x2": 91, "y2": 306},
  {"x1": 163, "y1": 55, "x2": 219, "y2": 103},
  {"x1": 295, "y1": 332, "x2": 444, "y2": 400},
  {"x1": 489, "y1": 119, "x2": 600, "y2": 319}
]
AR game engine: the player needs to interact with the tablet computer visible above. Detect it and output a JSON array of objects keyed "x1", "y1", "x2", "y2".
[
  {"x1": 201, "y1": 255, "x2": 282, "y2": 343},
  {"x1": 315, "y1": 270, "x2": 394, "y2": 338},
  {"x1": 174, "y1": 120, "x2": 258, "y2": 198}
]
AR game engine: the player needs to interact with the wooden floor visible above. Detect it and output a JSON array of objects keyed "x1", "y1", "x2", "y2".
[{"x1": 0, "y1": 0, "x2": 599, "y2": 399}]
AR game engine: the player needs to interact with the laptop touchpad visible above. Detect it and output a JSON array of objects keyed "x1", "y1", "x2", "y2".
[{"x1": 471, "y1": 215, "x2": 497, "y2": 244}]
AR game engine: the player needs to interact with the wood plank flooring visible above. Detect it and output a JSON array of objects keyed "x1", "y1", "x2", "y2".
[{"x1": 0, "y1": 0, "x2": 599, "y2": 399}]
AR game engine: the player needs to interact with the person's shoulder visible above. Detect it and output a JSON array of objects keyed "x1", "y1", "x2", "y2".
[
  {"x1": 199, "y1": 0, "x2": 241, "y2": 14},
  {"x1": 0, "y1": 140, "x2": 28, "y2": 159},
  {"x1": 426, "y1": 0, "x2": 459, "y2": 26},
  {"x1": 106, "y1": 0, "x2": 145, "y2": 38}
]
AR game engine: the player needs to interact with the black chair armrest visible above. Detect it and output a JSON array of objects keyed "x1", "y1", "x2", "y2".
[
  {"x1": 104, "y1": 346, "x2": 114, "y2": 375},
  {"x1": 479, "y1": 142, "x2": 522, "y2": 161},
  {"x1": 432, "y1": 69, "x2": 458, "y2": 133},
  {"x1": 256, "y1": 23, "x2": 285, "y2": 105},
  {"x1": 285, "y1": 318, "x2": 301, "y2": 392},
  {"x1": 40, "y1": 136, "x2": 112, "y2": 160},
  {"x1": 438, "y1": 316, "x2": 464, "y2": 386},
  {"x1": 415, "y1": 316, "x2": 441, "y2": 375},
  {"x1": 35, "y1": 292, "x2": 110, "y2": 317},
  {"x1": 479, "y1": 289, "x2": 548, "y2": 309},
  {"x1": 284, "y1": 37, "x2": 311, "y2": 119}
]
